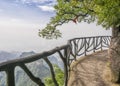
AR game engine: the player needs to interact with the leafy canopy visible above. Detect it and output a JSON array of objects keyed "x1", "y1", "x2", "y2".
[{"x1": 39, "y1": 0, "x2": 120, "y2": 39}]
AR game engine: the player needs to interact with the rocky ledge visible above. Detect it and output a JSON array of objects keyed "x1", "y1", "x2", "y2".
[{"x1": 68, "y1": 50, "x2": 119, "y2": 86}]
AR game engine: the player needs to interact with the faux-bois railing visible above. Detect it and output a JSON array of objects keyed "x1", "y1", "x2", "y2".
[{"x1": 0, "y1": 36, "x2": 111, "y2": 86}]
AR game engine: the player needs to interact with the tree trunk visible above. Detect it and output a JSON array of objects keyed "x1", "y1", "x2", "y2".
[{"x1": 108, "y1": 26, "x2": 120, "y2": 83}]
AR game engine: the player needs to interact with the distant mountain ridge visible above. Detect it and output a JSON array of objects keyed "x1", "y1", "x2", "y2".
[
  {"x1": 0, "y1": 51, "x2": 19, "y2": 62},
  {"x1": 0, "y1": 51, "x2": 36, "y2": 62},
  {"x1": 19, "y1": 51, "x2": 35, "y2": 57}
]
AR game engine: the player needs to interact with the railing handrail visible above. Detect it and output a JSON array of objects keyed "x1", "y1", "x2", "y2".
[
  {"x1": 68, "y1": 36, "x2": 111, "y2": 41},
  {"x1": 0, "y1": 36, "x2": 111, "y2": 86},
  {"x1": 0, "y1": 44, "x2": 70, "y2": 71}
]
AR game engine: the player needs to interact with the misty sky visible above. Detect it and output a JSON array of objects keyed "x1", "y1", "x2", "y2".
[{"x1": 0, "y1": 0, "x2": 111, "y2": 52}]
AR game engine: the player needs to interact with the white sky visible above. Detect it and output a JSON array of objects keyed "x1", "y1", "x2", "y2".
[
  {"x1": 0, "y1": 19, "x2": 111, "y2": 52},
  {"x1": 0, "y1": 0, "x2": 111, "y2": 52}
]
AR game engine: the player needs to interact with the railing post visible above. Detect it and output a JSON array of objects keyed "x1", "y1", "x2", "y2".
[
  {"x1": 58, "y1": 47, "x2": 70, "y2": 86},
  {"x1": 74, "y1": 40, "x2": 77, "y2": 60},
  {"x1": 64, "y1": 48, "x2": 69, "y2": 86},
  {"x1": 6, "y1": 66, "x2": 15, "y2": 86},
  {"x1": 101, "y1": 36, "x2": 103, "y2": 51}
]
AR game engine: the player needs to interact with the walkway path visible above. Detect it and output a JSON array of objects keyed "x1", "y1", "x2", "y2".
[{"x1": 68, "y1": 50, "x2": 119, "y2": 86}]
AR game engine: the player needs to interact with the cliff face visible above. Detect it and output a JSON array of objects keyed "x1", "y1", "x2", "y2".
[{"x1": 68, "y1": 50, "x2": 119, "y2": 86}]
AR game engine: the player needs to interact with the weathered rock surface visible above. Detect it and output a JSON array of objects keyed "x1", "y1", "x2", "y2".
[{"x1": 68, "y1": 50, "x2": 120, "y2": 86}]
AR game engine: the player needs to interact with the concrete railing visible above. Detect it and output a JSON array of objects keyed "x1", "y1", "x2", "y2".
[{"x1": 0, "y1": 36, "x2": 111, "y2": 86}]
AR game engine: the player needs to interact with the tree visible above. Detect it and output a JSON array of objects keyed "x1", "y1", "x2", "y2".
[{"x1": 39, "y1": 0, "x2": 120, "y2": 84}]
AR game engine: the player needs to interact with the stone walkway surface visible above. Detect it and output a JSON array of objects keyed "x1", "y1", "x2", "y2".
[{"x1": 68, "y1": 50, "x2": 119, "y2": 86}]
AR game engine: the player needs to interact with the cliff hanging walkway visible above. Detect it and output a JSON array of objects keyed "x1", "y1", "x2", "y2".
[{"x1": 0, "y1": 36, "x2": 111, "y2": 86}]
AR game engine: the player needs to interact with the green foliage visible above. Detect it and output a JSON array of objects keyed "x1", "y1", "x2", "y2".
[
  {"x1": 44, "y1": 65, "x2": 64, "y2": 86},
  {"x1": 39, "y1": 0, "x2": 120, "y2": 39},
  {"x1": 39, "y1": 24, "x2": 62, "y2": 39}
]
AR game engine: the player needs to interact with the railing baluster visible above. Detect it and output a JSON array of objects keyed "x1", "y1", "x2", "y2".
[
  {"x1": 93, "y1": 37, "x2": 95, "y2": 52},
  {"x1": 43, "y1": 57, "x2": 59, "y2": 86},
  {"x1": 19, "y1": 64, "x2": 45, "y2": 86},
  {"x1": 58, "y1": 50, "x2": 68, "y2": 86},
  {"x1": 84, "y1": 38, "x2": 87, "y2": 56},
  {"x1": 73, "y1": 40, "x2": 77, "y2": 60},
  {"x1": 6, "y1": 66, "x2": 15, "y2": 86}
]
